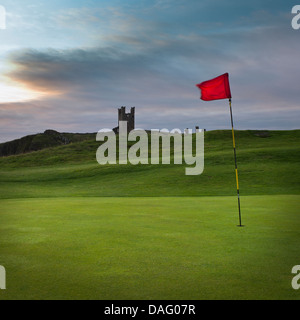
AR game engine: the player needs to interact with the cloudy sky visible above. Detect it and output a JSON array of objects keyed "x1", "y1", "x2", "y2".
[{"x1": 0, "y1": 0, "x2": 299, "y2": 142}]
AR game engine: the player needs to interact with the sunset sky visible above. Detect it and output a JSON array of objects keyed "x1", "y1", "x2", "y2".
[{"x1": 0, "y1": 0, "x2": 299, "y2": 142}]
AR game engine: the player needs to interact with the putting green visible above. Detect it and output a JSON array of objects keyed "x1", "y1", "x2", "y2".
[{"x1": 0, "y1": 195, "x2": 299, "y2": 300}]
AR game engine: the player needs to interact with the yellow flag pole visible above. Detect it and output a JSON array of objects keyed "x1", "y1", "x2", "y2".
[{"x1": 229, "y1": 98, "x2": 243, "y2": 227}]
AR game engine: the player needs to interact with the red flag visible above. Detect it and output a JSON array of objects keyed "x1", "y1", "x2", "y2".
[{"x1": 196, "y1": 73, "x2": 232, "y2": 101}]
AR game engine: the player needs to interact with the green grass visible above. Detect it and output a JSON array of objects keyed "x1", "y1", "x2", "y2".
[
  {"x1": 0, "y1": 196, "x2": 299, "y2": 300},
  {"x1": 0, "y1": 130, "x2": 299, "y2": 198},
  {"x1": 0, "y1": 130, "x2": 299, "y2": 299},
  {"x1": 0, "y1": 130, "x2": 96, "y2": 157}
]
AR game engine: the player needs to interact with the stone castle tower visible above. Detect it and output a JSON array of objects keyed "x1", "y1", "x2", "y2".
[{"x1": 114, "y1": 106, "x2": 135, "y2": 133}]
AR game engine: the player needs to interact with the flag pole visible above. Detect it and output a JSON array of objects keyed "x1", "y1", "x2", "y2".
[{"x1": 229, "y1": 98, "x2": 243, "y2": 227}]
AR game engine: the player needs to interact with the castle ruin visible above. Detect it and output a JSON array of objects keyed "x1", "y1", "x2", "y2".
[{"x1": 113, "y1": 106, "x2": 135, "y2": 134}]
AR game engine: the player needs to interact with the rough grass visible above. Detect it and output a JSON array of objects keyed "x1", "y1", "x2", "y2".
[
  {"x1": 0, "y1": 130, "x2": 299, "y2": 300},
  {"x1": 0, "y1": 130, "x2": 299, "y2": 198}
]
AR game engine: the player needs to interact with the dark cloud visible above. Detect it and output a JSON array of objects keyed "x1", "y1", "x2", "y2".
[{"x1": 1, "y1": 1, "x2": 299, "y2": 142}]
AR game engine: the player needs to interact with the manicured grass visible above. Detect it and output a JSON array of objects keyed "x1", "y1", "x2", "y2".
[
  {"x1": 0, "y1": 130, "x2": 299, "y2": 300},
  {"x1": 0, "y1": 195, "x2": 299, "y2": 300}
]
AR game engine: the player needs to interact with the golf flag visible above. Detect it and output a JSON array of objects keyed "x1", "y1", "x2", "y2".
[
  {"x1": 196, "y1": 73, "x2": 243, "y2": 226},
  {"x1": 196, "y1": 73, "x2": 231, "y2": 101}
]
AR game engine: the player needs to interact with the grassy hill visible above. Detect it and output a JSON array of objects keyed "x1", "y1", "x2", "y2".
[
  {"x1": 0, "y1": 129, "x2": 299, "y2": 300},
  {"x1": 0, "y1": 130, "x2": 96, "y2": 157},
  {"x1": 0, "y1": 130, "x2": 299, "y2": 199}
]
